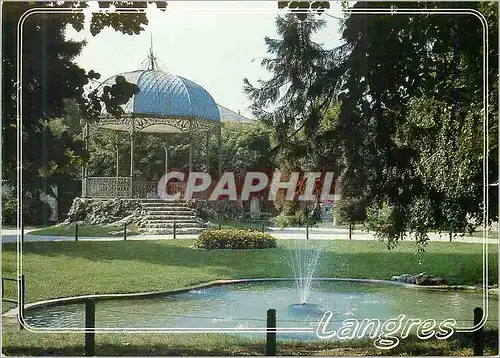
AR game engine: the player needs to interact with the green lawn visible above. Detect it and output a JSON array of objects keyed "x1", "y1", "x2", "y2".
[
  {"x1": 2, "y1": 320, "x2": 498, "y2": 356},
  {"x1": 28, "y1": 224, "x2": 141, "y2": 237},
  {"x1": 1, "y1": 239, "x2": 497, "y2": 305}
]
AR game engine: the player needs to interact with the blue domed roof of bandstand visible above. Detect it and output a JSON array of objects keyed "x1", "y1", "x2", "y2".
[{"x1": 98, "y1": 70, "x2": 221, "y2": 124}]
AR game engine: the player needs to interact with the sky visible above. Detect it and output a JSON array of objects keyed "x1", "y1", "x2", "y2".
[{"x1": 65, "y1": 1, "x2": 344, "y2": 119}]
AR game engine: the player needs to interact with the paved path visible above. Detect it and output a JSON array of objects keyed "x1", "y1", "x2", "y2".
[
  {"x1": 269, "y1": 228, "x2": 499, "y2": 244},
  {"x1": 1, "y1": 227, "x2": 497, "y2": 244}
]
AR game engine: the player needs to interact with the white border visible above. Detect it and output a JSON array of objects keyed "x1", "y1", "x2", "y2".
[{"x1": 16, "y1": 5, "x2": 489, "y2": 334}]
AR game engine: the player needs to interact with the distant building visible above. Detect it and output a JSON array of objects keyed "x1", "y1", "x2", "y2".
[{"x1": 217, "y1": 104, "x2": 253, "y2": 123}]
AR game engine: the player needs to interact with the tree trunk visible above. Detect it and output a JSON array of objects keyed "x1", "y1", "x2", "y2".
[
  {"x1": 449, "y1": 231, "x2": 453, "y2": 242},
  {"x1": 349, "y1": 223, "x2": 352, "y2": 240}
]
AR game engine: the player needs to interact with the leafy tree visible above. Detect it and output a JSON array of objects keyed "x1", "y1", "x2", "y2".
[
  {"x1": 2, "y1": 1, "x2": 166, "y2": 224},
  {"x1": 248, "y1": 2, "x2": 497, "y2": 250},
  {"x1": 335, "y1": 1, "x2": 498, "y2": 247},
  {"x1": 335, "y1": 196, "x2": 367, "y2": 239},
  {"x1": 213, "y1": 122, "x2": 274, "y2": 173}
]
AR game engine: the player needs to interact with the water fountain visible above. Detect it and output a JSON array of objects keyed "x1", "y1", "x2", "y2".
[
  {"x1": 288, "y1": 239, "x2": 325, "y2": 306},
  {"x1": 287, "y1": 204, "x2": 326, "y2": 306}
]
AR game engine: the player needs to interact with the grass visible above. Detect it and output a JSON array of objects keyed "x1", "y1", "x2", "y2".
[
  {"x1": 2, "y1": 318, "x2": 498, "y2": 356},
  {"x1": 1, "y1": 240, "x2": 497, "y2": 305},
  {"x1": 27, "y1": 224, "x2": 141, "y2": 237}
]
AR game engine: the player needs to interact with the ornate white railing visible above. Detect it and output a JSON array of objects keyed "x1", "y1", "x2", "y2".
[
  {"x1": 133, "y1": 179, "x2": 158, "y2": 198},
  {"x1": 86, "y1": 177, "x2": 132, "y2": 198},
  {"x1": 84, "y1": 177, "x2": 209, "y2": 199}
]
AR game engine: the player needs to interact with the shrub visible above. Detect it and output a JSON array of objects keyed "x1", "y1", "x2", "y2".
[
  {"x1": 273, "y1": 202, "x2": 322, "y2": 228},
  {"x1": 2, "y1": 196, "x2": 17, "y2": 225},
  {"x1": 334, "y1": 197, "x2": 367, "y2": 226},
  {"x1": 2, "y1": 184, "x2": 52, "y2": 226},
  {"x1": 187, "y1": 200, "x2": 244, "y2": 220},
  {"x1": 274, "y1": 211, "x2": 305, "y2": 228},
  {"x1": 365, "y1": 201, "x2": 397, "y2": 239},
  {"x1": 194, "y1": 229, "x2": 277, "y2": 250}
]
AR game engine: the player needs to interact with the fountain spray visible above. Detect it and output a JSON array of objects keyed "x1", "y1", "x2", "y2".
[{"x1": 289, "y1": 202, "x2": 324, "y2": 306}]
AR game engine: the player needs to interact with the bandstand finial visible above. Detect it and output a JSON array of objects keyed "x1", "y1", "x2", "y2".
[{"x1": 148, "y1": 34, "x2": 156, "y2": 70}]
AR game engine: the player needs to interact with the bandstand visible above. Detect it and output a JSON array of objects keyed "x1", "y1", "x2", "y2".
[{"x1": 81, "y1": 68, "x2": 222, "y2": 199}]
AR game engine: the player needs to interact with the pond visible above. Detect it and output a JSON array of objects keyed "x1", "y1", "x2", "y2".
[{"x1": 24, "y1": 280, "x2": 493, "y2": 339}]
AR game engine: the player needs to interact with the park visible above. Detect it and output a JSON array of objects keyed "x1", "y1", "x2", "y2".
[{"x1": 1, "y1": 1, "x2": 499, "y2": 356}]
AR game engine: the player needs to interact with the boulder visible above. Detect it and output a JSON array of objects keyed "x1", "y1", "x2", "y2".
[
  {"x1": 399, "y1": 274, "x2": 416, "y2": 284},
  {"x1": 65, "y1": 198, "x2": 143, "y2": 226},
  {"x1": 390, "y1": 272, "x2": 445, "y2": 285}
]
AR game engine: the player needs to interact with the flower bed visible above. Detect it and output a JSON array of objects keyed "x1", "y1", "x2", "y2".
[{"x1": 194, "y1": 229, "x2": 277, "y2": 250}]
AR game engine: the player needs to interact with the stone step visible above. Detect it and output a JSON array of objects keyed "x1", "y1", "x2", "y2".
[
  {"x1": 138, "y1": 199, "x2": 187, "y2": 203},
  {"x1": 140, "y1": 201, "x2": 190, "y2": 206},
  {"x1": 141, "y1": 204, "x2": 192, "y2": 210},
  {"x1": 144, "y1": 210, "x2": 195, "y2": 216},
  {"x1": 144, "y1": 218, "x2": 201, "y2": 223},
  {"x1": 141, "y1": 222, "x2": 202, "y2": 229},
  {"x1": 131, "y1": 199, "x2": 203, "y2": 233},
  {"x1": 142, "y1": 213, "x2": 197, "y2": 220},
  {"x1": 143, "y1": 227, "x2": 203, "y2": 235}
]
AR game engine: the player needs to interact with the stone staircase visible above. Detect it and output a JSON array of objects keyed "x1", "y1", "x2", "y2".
[{"x1": 137, "y1": 199, "x2": 205, "y2": 235}]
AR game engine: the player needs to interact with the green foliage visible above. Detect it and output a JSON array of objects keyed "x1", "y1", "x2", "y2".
[
  {"x1": 194, "y1": 229, "x2": 277, "y2": 250},
  {"x1": 274, "y1": 211, "x2": 306, "y2": 227},
  {"x1": 334, "y1": 197, "x2": 367, "y2": 226},
  {"x1": 244, "y1": 14, "x2": 343, "y2": 172},
  {"x1": 1, "y1": 184, "x2": 52, "y2": 226},
  {"x1": 248, "y1": 2, "x2": 498, "y2": 250},
  {"x1": 273, "y1": 200, "x2": 321, "y2": 227},
  {"x1": 2, "y1": 197, "x2": 17, "y2": 226},
  {"x1": 188, "y1": 200, "x2": 244, "y2": 221},
  {"x1": 333, "y1": 2, "x2": 498, "y2": 247},
  {"x1": 365, "y1": 202, "x2": 397, "y2": 242},
  {"x1": 87, "y1": 121, "x2": 275, "y2": 182},
  {"x1": 216, "y1": 122, "x2": 274, "y2": 172}
]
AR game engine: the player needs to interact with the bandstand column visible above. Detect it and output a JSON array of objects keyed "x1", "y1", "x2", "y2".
[
  {"x1": 116, "y1": 143, "x2": 119, "y2": 178},
  {"x1": 217, "y1": 124, "x2": 222, "y2": 176},
  {"x1": 129, "y1": 118, "x2": 135, "y2": 197},
  {"x1": 205, "y1": 131, "x2": 210, "y2": 171},
  {"x1": 188, "y1": 120, "x2": 193, "y2": 173},
  {"x1": 82, "y1": 120, "x2": 89, "y2": 198}
]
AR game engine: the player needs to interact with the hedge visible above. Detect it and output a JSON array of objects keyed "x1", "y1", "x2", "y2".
[{"x1": 194, "y1": 229, "x2": 277, "y2": 250}]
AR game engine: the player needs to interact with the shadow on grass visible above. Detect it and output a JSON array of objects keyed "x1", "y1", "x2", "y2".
[
  {"x1": 2, "y1": 240, "x2": 497, "y2": 286},
  {"x1": 2, "y1": 330, "x2": 498, "y2": 356}
]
